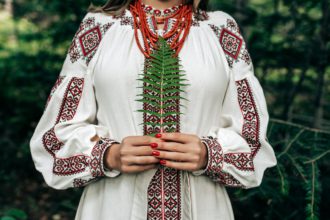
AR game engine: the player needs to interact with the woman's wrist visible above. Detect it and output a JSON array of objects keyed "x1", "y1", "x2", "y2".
[
  {"x1": 200, "y1": 142, "x2": 209, "y2": 170},
  {"x1": 104, "y1": 143, "x2": 121, "y2": 171}
]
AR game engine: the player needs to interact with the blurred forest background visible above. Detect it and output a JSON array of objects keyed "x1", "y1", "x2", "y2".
[{"x1": 0, "y1": 0, "x2": 329, "y2": 219}]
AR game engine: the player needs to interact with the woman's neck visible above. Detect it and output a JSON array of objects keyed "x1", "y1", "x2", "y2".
[{"x1": 141, "y1": 0, "x2": 183, "y2": 9}]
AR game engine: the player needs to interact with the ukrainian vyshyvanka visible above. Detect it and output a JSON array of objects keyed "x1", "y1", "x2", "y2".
[{"x1": 30, "y1": 1, "x2": 277, "y2": 219}]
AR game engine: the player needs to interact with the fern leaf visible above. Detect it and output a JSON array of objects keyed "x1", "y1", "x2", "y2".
[{"x1": 136, "y1": 36, "x2": 190, "y2": 133}]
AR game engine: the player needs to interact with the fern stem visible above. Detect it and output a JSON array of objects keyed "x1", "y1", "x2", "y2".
[
  {"x1": 278, "y1": 129, "x2": 305, "y2": 158},
  {"x1": 303, "y1": 150, "x2": 330, "y2": 164},
  {"x1": 310, "y1": 162, "x2": 315, "y2": 220}
]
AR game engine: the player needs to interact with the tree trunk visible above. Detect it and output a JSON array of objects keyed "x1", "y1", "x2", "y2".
[
  {"x1": 313, "y1": 0, "x2": 328, "y2": 129},
  {"x1": 4, "y1": 0, "x2": 13, "y2": 16}
]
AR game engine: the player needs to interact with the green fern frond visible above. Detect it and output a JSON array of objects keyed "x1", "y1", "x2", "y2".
[
  {"x1": 304, "y1": 162, "x2": 320, "y2": 220},
  {"x1": 136, "y1": 36, "x2": 190, "y2": 133}
]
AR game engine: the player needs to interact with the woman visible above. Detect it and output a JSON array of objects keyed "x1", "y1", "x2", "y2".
[{"x1": 29, "y1": 0, "x2": 277, "y2": 219}]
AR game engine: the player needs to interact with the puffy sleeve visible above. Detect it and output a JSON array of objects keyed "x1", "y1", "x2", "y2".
[
  {"x1": 29, "y1": 12, "x2": 120, "y2": 190},
  {"x1": 192, "y1": 11, "x2": 277, "y2": 189}
]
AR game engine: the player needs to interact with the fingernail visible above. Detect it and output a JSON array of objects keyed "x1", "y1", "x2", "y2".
[
  {"x1": 155, "y1": 133, "x2": 162, "y2": 138},
  {"x1": 150, "y1": 143, "x2": 158, "y2": 148},
  {"x1": 160, "y1": 160, "x2": 166, "y2": 165},
  {"x1": 152, "y1": 151, "x2": 160, "y2": 156}
]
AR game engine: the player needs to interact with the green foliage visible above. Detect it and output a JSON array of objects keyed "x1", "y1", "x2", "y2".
[
  {"x1": 228, "y1": 119, "x2": 330, "y2": 220},
  {"x1": 0, "y1": 209, "x2": 27, "y2": 220},
  {"x1": 135, "y1": 36, "x2": 189, "y2": 136}
]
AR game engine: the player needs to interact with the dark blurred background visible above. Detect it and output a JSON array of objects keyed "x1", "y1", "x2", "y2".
[{"x1": 0, "y1": 0, "x2": 329, "y2": 219}]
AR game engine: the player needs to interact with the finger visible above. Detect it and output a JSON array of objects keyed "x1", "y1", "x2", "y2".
[
  {"x1": 160, "y1": 160, "x2": 197, "y2": 171},
  {"x1": 156, "y1": 141, "x2": 189, "y2": 153},
  {"x1": 154, "y1": 150, "x2": 193, "y2": 162},
  {"x1": 122, "y1": 146, "x2": 154, "y2": 156},
  {"x1": 159, "y1": 132, "x2": 198, "y2": 144},
  {"x1": 123, "y1": 135, "x2": 164, "y2": 146},
  {"x1": 124, "y1": 156, "x2": 160, "y2": 165},
  {"x1": 121, "y1": 164, "x2": 158, "y2": 173}
]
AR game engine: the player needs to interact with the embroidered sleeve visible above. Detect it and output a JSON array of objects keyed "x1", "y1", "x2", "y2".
[
  {"x1": 29, "y1": 12, "x2": 120, "y2": 190},
  {"x1": 192, "y1": 11, "x2": 277, "y2": 189}
]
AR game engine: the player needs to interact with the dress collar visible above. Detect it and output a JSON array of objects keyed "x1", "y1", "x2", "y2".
[{"x1": 141, "y1": 2, "x2": 184, "y2": 17}]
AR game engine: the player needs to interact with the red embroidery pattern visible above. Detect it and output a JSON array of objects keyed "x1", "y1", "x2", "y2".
[
  {"x1": 113, "y1": 10, "x2": 134, "y2": 28},
  {"x1": 190, "y1": 9, "x2": 209, "y2": 27},
  {"x1": 43, "y1": 128, "x2": 64, "y2": 154},
  {"x1": 147, "y1": 169, "x2": 162, "y2": 218},
  {"x1": 41, "y1": 77, "x2": 119, "y2": 186},
  {"x1": 68, "y1": 16, "x2": 114, "y2": 65},
  {"x1": 219, "y1": 28, "x2": 243, "y2": 59},
  {"x1": 55, "y1": 77, "x2": 84, "y2": 123},
  {"x1": 53, "y1": 155, "x2": 89, "y2": 176},
  {"x1": 209, "y1": 18, "x2": 251, "y2": 68},
  {"x1": 90, "y1": 138, "x2": 118, "y2": 177},
  {"x1": 73, "y1": 177, "x2": 96, "y2": 188},
  {"x1": 224, "y1": 153, "x2": 254, "y2": 171},
  {"x1": 201, "y1": 136, "x2": 244, "y2": 187},
  {"x1": 147, "y1": 169, "x2": 182, "y2": 220},
  {"x1": 236, "y1": 79, "x2": 261, "y2": 158},
  {"x1": 45, "y1": 76, "x2": 65, "y2": 109},
  {"x1": 163, "y1": 167, "x2": 181, "y2": 219}
]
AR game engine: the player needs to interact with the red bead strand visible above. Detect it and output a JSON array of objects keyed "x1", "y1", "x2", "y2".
[{"x1": 129, "y1": 0, "x2": 193, "y2": 58}]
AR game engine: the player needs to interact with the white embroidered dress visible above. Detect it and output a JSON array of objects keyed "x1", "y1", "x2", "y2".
[{"x1": 29, "y1": 5, "x2": 277, "y2": 220}]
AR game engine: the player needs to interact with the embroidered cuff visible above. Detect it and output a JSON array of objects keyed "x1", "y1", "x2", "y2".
[
  {"x1": 192, "y1": 136, "x2": 224, "y2": 177},
  {"x1": 90, "y1": 137, "x2": 121, "y2": 178}
]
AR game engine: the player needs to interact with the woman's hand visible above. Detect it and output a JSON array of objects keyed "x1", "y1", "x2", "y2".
[
  {"x1": 152, "y1": 133, "x2": 208, "y2": 172},
  {"x1": 103, "y1": 135, "x2": 163, "y2": 173}
]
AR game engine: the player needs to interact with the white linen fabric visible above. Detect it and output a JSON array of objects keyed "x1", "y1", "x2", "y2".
[{"x1": 29, "y1": 6, "x2": 277, "y2": 220}]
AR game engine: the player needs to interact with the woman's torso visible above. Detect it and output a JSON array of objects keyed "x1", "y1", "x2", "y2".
[{"x1": 76, "y1": 8, "x2": 235, "y2": 220}]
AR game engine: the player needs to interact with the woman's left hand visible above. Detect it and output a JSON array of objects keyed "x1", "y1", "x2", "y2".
[{"x1": 151, "y1": 132, "x2": 208, "y2": 172}]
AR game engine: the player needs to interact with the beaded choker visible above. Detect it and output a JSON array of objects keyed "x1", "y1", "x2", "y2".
[{"x1": 141, "y1": 2, "x2": 184, "y2": 18}]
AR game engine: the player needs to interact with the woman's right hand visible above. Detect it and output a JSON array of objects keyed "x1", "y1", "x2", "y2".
[{"x1": 104, "y1": 135, "x2": 163, "y2": 173}]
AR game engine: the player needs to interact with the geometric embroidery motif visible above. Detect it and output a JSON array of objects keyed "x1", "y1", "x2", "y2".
[
  {"x1": 209, "y1": 18, "x2": 251, "y2": 68},
  {"x1": 80, "y1": 27, "x2": 102, "y2": 56},
  {"x1": 113, "y1": 10, "x2": 134, "y2": 28},
  {"x1": 236, "y1": 78, "x2": 261, "y2": 158},
  {"x1": 220, "y1": 29, "x2": 243, "y2": 59},
  {"x1": 191, "y1": 9, "x2": 209, "y2": 27},
  {"x1": 200, "y1": 136, "x2": 244, "y2": 187},
  {"x1": 55, "y1": 77, "x2": 84, "y2": 124},
  {"x1": 68, "y1": 16, "x2": 114, "y2": 65},
  {"x1": 224, "y1": 153, "x2": 254, "y2": 171}
]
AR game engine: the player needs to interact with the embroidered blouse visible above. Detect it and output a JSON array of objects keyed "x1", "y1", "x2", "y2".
[{"x1": 29, "y1": 4, "x2": 277, "y2": 220}]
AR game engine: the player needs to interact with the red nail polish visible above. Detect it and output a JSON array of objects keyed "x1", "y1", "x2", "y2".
[
  {"x1": 155, "y1": 133, "x2": 162, "y2": 138},
  {"x1": 160, "y1": 160, "x2": 166, "y2": 165},
  {"x1": 150, "y1": 143, "x2": 158, "y2": 148},
  {"x1": 152, "y1": 151, "x2": 160, "y2": 156}
]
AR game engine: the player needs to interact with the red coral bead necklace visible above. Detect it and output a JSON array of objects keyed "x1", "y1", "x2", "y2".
[{"x1": 129, "y1": 0, "x2": 193, "y2": 58}]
